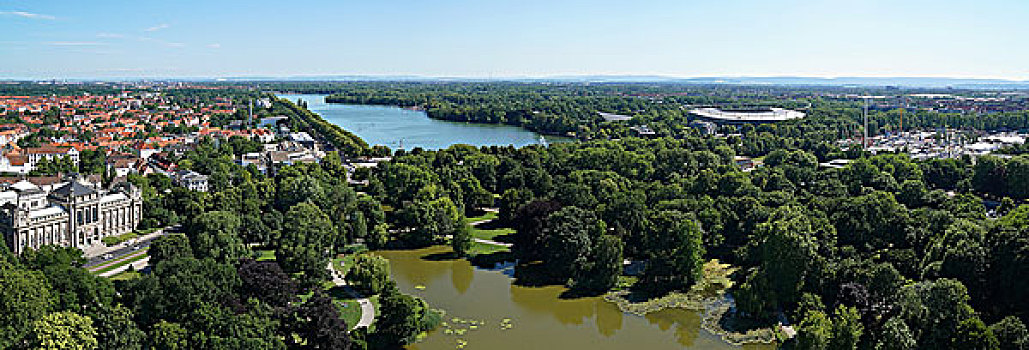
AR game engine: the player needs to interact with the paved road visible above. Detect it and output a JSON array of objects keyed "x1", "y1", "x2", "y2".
[
  {"x1": 328, "y1": 261, "x2": 376, "y2": 329},
  {"x1": 81, "y1": 226, "x2": 176, "y2": 269},
  {"x1": 96, "y1": 256, "x2": 151, "y2": 277}
]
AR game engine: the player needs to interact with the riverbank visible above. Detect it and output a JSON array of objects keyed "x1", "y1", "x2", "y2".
[
  {"x1": 603, "y1": 260, "x2": 778, "y2": 346},
  {"x1": 320, "y1": 96, "x2": 578, "y2": 139},
  {"x1": 281, "y1": 93, "x2": 575, "y2": 148}
]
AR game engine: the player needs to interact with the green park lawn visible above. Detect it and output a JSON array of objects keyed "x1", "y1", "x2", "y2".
[
  {"x1": 462, "y1": 210, "x2": 498, "y2": 224},
  {"x1": 470, "y1": 226, "x2": 514, "y2": 241},
  {"x1": 109, "y1": 270, "x2": 141, "y2": 281},
  {"x1": 467, "y1": 241, "x2": 509, "y2": 255},
  {"x1": 335, "y1": 299, "x2": 363, "y2": 328},
  {"x1": 255, "y1": 249, "x2": 277, "y2": 261},
  {"x1": 101, "y1": 228, "x2": 159, "y2": 246}
]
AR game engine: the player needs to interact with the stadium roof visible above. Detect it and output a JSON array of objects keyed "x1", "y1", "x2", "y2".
[{"x1": 689, "y1": 107, "x2": 805, "y2": 123}]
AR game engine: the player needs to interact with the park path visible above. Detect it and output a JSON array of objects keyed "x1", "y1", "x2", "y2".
[
  {"x1": 465, "y1": 210, "x2": 512, "y2": 248},
  {"x1": 472, "y1": 237, "x2": 512, "y2": 247},
  {"x1": 327, "y1": 261, "x2": 376, "y2": 329}
]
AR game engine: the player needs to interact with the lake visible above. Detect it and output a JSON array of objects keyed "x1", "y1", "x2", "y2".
[
  {"x1": 277, "y1": 93, "x2": 768, "y2": 349},
  {"x1": 377, "y1": 247, "x2": 773, "y2": 350},
  {"x1": 277, "y1": 94, "x2": 569, "y2": 150}
]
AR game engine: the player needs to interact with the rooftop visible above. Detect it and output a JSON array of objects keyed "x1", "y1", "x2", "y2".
[{"x1": 689, "y1": 107, "x2": 806, "y2": 123}]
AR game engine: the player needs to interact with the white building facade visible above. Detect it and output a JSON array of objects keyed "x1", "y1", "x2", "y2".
[{"x1": 0, "y1": 176, "x2": 142, "y2": 255}]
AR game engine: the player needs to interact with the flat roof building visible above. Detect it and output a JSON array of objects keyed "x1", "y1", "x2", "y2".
[{"x1": 689, "y1": 107, "x2": 805, "y2": 123}]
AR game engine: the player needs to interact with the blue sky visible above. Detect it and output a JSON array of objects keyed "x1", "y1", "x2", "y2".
[{"x1": 1, "y1": 0, "x2": 1027, "y2": 79}]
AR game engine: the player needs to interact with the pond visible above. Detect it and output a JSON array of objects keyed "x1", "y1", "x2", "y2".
[
  {"x1": 277, "y1": 94, "x2": 571, "y2": 150},
  {"x1": 376, "y1": 247, "x2": 774, "y2": 350}
]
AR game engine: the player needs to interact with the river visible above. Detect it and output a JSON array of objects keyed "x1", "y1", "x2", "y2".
[
  {"x1": 377, "y1": 247, "x2": 773, "y2": 350},
  {"x1": 277, "y1": 94, "x2": 569, "y2": 150}
]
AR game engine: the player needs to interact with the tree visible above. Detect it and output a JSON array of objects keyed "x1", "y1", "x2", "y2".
[
  {"x1": 278, "y1": 202, "x2": 336, "y2": 285},
  {"x1": 188, "y1": 211, "x2": 250, "y2": 264},
  {"x1": 276, "y1": 175, "x2": 326, "y2": 210},
  {"x1": 830, "y1": 305, "x2": 863, "y2": 350},
  {"x1": 372, "y1": 286, "x2": 429, "y2": 347},
  {"x1": 795, "y1": 309, "x2": 832, "y2": 350},
  {"x1": 290, "y1": 291, "x2": 351, "y2": 350},
  {"x1": 236, "y1": 259, "x2": 297, "y2": 308},
  {"x1": 972, "y1": 155, "x2": 1006, "y2": 196},
  {"x1": 39, "y1": 264, "x2": 115, "y2": 318},
  {"x1": 896, "y1": 279, "x2": 975, "y2": 349},
  {"x1": 93, "y1": 305, "x2": 145, "y2": 350},
  {"x1": 642, "y1": 210, "x2": 705, "y2": 292},
  {"x1": 831, "y1": 191, "x2": 907, "y2": 250},
  {"x1": 543, "y1": 206, "x2": 604, "y2": 280},
  {"x1": 0, "y1": 265, "x2": 55, "y2": 348},
  {"x1": 400, "y1": 195, "x2": 462, "y2": 246},
  {"x1": 573, "y1": 234, "x2": 622, "y2": 293},
  {"x1": 875, "y1": 317, "x2": 916, "y2": 350},
  {"x1": 737, "y1": 208, "x2": 821, "y2": 319},
  {"x1": 347, "y1": 254, "x2": 391, "y2": 296},
  {"x1": 148, "y1": 321, "x2": 189, "y2": 350},
  {"x1": 451, "y1": 225, "x2": 472, "y2": 258},
  {"x1": 512, "y1": 200, "x2": 562, "y2": 262},
  {"x1": 30, "y1": 311, "x2": 98, "y2": 350},
  {"x1": 499, "y1": 188, "x2": 532, "y2": 224},
  {"x1": 123, "y1": 258, "x2": 241, "y2": 326},
  {"x1": 148, "y1": 234, "x2": 193, "y2": 267},
  {"x1": 1006, "y1": 156, "x2": 1029, "y2": 199},
  {"x1": 951, "y1": 317, "x2": 999, "y2": 350},
  {"x1": 990, "y1": 316, "x2": 1028, "y2": 350}
]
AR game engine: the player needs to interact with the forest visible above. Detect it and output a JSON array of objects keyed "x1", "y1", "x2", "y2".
[{"x1": 363, "y1": 136, "x2": 1029, "y2": 349}]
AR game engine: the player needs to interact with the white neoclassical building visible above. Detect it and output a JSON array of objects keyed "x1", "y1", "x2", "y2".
[{"x1": 0, "y1": 175, "x2": 142, "y2": 255}]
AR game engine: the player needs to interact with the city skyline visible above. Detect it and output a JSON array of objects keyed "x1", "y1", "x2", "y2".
[{"x1": 2, "y1": 0, "x2": 1028, "y2": 80}]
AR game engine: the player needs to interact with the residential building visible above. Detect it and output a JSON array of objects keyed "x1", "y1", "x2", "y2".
[{"x1": 174, "y1": 170, "x2": 209, "y2": 192}]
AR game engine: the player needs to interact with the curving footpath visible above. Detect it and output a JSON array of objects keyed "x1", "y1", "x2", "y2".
[{"x1": 328, "y1": 261, "x2": 375, "y2": 329}]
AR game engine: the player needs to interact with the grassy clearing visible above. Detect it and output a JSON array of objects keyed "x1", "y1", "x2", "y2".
[
  {"x1": 335, "y1": 298, "x2": 363, "y2": 327},
  {"x1": 255, "y1": 249, "x2": 276, "y2": 261},
  {"x1": 110, "y1": 270, "x2": 141, "y2": 281},
  {"x1": 101, "y1": 228, "x2": 159, "y2": 246},
  {"x1": 467, "y1": 241, "x2": 509, "y2": 255},
  {"x1": 463, "y1": 210, "x2": 498, "y2": 224},
  {"x1": 469, "y1": 227, "x2": 514, "y2": 241},
  {"x1": 332, "y1": 254, "x2": 358, "y2": 276}
]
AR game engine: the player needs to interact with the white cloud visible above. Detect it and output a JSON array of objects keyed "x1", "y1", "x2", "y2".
[
  {"x1": 166, "y1": 42, "x2": 185, "y2": 48},
  {"x1": 145, "y1": 23, "x2": 170, "y2": 32},
  {"x1": 206, "y1": 43, "x2": 221, "y2": 49},
  {"x1": 0, "y1": 11, "x2": 56, "y2": 20},
  {"x1": 96, "y1": 32, "x2": 124, "y2": 39}
]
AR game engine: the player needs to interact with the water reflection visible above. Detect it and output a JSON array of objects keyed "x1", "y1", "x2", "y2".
[
  {"x1": 450, "y1": 259, "x2": 473, "y2": 295},
  {"x1": 595, "y1": 301, "x2": 625, "y2": 337},
  {"x1": 376, "y1": 247, "x2": 772, "y2": 350},
  {"x1": 646, "y1": 309, "x2": 703, "y2": 347},
  {"x1": 276, "y1": 94, "x2": 572, "y2": 150}
]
